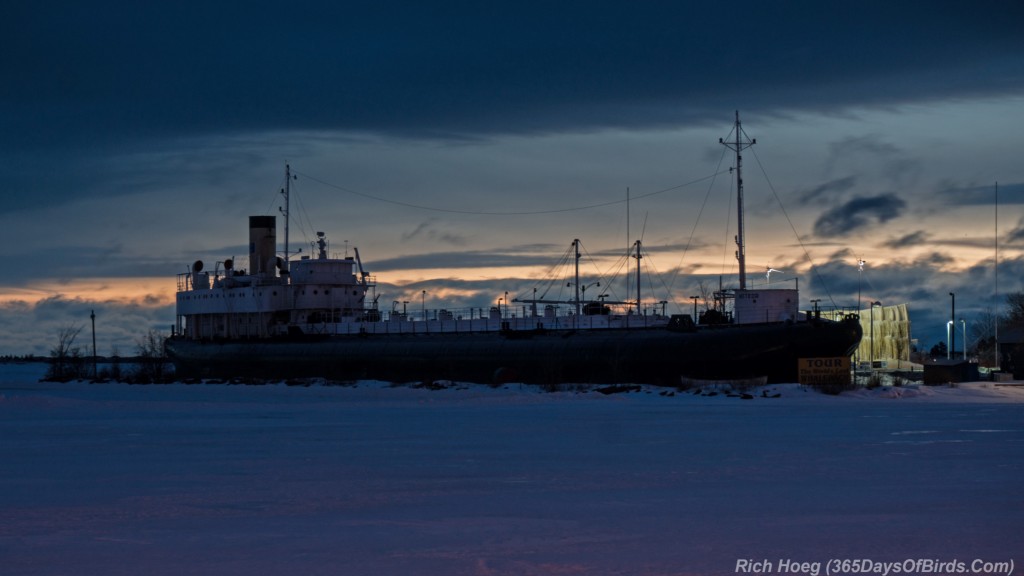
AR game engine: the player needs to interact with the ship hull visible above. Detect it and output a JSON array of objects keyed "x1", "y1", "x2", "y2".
[{"x1": 166, "y1": 318, "x2": 862, "y2": 385}]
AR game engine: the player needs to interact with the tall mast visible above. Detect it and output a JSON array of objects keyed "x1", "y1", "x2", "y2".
[
  {"x1": 280, "y1": 164, "x2": 292, "y2": 274},
  {"x1": 720, "y1": 111, "x2": 756, "y2": 289},
  {"x1": 634, "y1": 239, "x2": 642, "y2": 314},
  {"x1": 573, "y1": 238, "x2": 581, "y2": 319},
  {"x1": 626, "y1": 187, "x2": 630, "y2": 306}
]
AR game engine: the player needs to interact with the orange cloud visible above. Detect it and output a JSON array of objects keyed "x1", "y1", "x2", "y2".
[{"x1": 0, "y1": 278, "x2": 176, "y2": 308}]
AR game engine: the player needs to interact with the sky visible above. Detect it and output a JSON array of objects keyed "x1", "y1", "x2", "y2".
[{"x1": 2, "y1": 1, "x2": 1023, "y2": 357}]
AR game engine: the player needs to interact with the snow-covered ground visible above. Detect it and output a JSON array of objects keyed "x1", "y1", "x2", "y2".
[{"x1": 1, "y1": 363, "x2": 1022, "y2": 576}]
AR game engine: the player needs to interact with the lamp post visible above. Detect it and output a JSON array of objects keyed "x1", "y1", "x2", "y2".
[
  {"x1": 960, "y1": 318, "x2": 966, "y2": 361},
  {"x1": 567, "y1": 281, "x2": 599, "y2": 314},
  {"x1": 949, "y1": 292, "x2": 955, "y2": 360},
  {"x1": 946, "y1": 320, "x2": 953, "y2": 360},
  {"x1": 421, "y1": 290, "x2": 426, "y2": 322},
  {"x1": 580, "y1": 282, "x2": 599, "y2": 304},
  {"x1": 857, "y1": 259, "x2": 865, "y2": 312},
  {"x1": 90, "y1": 309, "x2": 97, "y2": 379},
  {"x1": 504, "y1": 291, "x2": 509, "y2": 319},
  {"x1": 870, "y1": 301, "x2": 881, "y2": 368},
  {"x1": 689, "y1": 295, "x2": 699, "y2": 323}
]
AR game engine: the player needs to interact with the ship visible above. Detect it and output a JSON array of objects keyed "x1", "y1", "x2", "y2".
[{"x1": 165, "y1": 113, "x2": 862, "y2": 384}]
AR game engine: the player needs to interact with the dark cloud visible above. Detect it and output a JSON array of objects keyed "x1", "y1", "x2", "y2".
[
  {"x1": 4, "y1": 3, "x2": 1023, "y2": 151},
  {"x1": 5, "y1": 244, "x2": 237, "y2": 284},
  {"x1": 812, "y1": 194, "x2": 907, "y2": 238},
  {"x1": 1, "y1": 2, "x2": 1021, "y2": 215},
  {"x1": 1008, "y1": 218, "x2": 1024, "y2": 244},
  {"x1": 935, "y1": 181, "x2": 1024, "y2": 206},
  {"x1": 400, "y1": 219, "x2": 469, "y2": 246},
  {"x1": 797, "y1": 176, "x2": 858, "y2": 204},
  {"x1": 371, "y1": 247, "x2": 562, "y2": 272},
  {"x1": 824, "y1": 136, "x2": 923, "y2": 190},
  {"x1": 883, "y1": 231, "x2": 931, "y2": 249}
]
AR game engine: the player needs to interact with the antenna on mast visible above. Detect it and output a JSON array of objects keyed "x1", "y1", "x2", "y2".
[
  {"x1": 278, "y1": 164, "x2": 297, "y2": 274},
  {"x1": 720, "y1": 111, "x2": 756, "y2": 289}
]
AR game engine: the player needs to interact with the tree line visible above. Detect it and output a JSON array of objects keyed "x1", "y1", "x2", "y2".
[{"x1": 44, "y1": 326, "x2": 170, "y2": 383}]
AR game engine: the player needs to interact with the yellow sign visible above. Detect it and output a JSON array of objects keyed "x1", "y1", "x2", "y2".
[{"x1": 798, "y1": 357, "x2": 851, "y2": 386}]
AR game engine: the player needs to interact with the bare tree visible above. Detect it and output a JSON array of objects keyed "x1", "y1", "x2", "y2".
[
  {"x1": 970, "y1": 309, "x2": 1000, "y2": 367},
  {"x1": 1006, "y1": 292, "x2": 1024, "y2": 328},
  {"x1": 45, "y1": 324, "x2": 86, "y2": 381},
  {"x1": 131, "y1": 329, "x2": 169, "y2": 383}
]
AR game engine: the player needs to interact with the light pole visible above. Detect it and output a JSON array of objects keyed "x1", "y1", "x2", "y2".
[
  {"x1": 421, "y1": 290, "x2": 426, "y2": 322},
  {"x1": 580, "y1": 282, "x2": 599, "y2": 303},
  {"x1": 870, "y1": 301, "x2": 881, "y2": 368},
  {"x1": 90, "y1": 309, "x2": 97, "y2": 379},
  {"x1": 949, "y1": 292, "x2": 955, "y2": 360},
  {"x1": 689, "y1": 295, "x2": 699, "y2": 323},
  {"x1": 857, "y1": 259, "x2": 865, "y2": 312},
  {"x1": 504, "y1": 291, "x2": 509, "y2": 318},
  {"x1": 960, "y1": 318, "x2": 966, "y2": 361},
  {"x1": 946, "y1": 320, "x2": 953, "y2": 360}
]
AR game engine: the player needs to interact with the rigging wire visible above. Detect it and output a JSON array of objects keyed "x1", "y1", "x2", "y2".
[
  {"x1": 293, "y1": 169, "x2": 730, "y2": 216},
  {"x1": 748, "y1": 146, "x2": 838, "y2": 309},
  {"x1": 290, "y1": 175, "x2": 319, "y2": 254},
  {"x1": 642, "y1": 242, "x2": 680, "y2": 313},
  {"x1": 513, "y1": 242, "x2": 576, "y2": 302},
  {"x1": 666, "y1": 144, "x2": 731, "y2": 294}
]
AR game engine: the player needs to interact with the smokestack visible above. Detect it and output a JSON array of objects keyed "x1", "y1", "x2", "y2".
[{"x1": 249, "y1": 216, "x2": 276, "y2": 276}]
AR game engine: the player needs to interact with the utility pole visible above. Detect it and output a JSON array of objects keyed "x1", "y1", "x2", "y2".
[{"x1": 90, "y1": 310, "x2": 97, "y2": 379}]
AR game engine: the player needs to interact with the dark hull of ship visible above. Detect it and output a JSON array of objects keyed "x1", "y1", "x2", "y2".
[{"x1": 166, "y1": 317, "x2": 862, "y2": 385}]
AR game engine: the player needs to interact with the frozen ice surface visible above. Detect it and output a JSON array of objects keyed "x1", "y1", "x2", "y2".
[{"x1": 1, "y1": 363, "x2": 1022, "y2": 575}]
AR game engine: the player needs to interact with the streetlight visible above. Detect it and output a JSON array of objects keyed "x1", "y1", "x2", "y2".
[
  {"x1": 949, "y1": 292, "x2": 955, "y2": 360},
  {"x1": 689, "y1": 295, "x2": 700, "y2": 323},
  {"x1": 946, "y1": 320, "x2": 953, "y2": 360},
  {"x1": 580, "y1": 282, "x2": 599, "y2": 302},
  {"x1": 960, "y1": 318, "x2": 966, "y2": 361},
  {"x1": 870, "y1": 301, "x2": 881, "y2": 368},
  {"x1": 504, "y1": 291, "x2": 509, "y2": 318},
  {"x1": 857, "y1": 259, "x2": 866, "y2": 312},
  {"x1": 421, "y1": 290, "x2": 427, "y2": 322}
]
